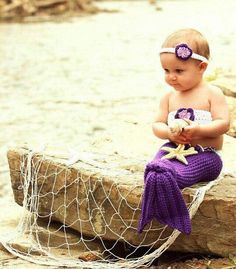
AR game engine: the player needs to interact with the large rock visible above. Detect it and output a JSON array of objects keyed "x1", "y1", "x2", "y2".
[
  {"x1": 7, "y1": 135, "x2": 236, "y2": 257},
  {"x1": 226, "y1": 95, "x2": 236, "y2": 137},
  {"x1": 0, "y1": 0, "x2": 99, "y2": 22},
  {"x1": 212, "y1": 75, "x2": 236, "y2": 98},
  {"x1": 210, "y1": 75, "x2": 236, "y2": 137}
]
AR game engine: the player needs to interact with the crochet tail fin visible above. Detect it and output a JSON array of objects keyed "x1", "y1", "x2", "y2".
[{"x1": 138, "y1": 160, "x2": 191, "y2": 235}]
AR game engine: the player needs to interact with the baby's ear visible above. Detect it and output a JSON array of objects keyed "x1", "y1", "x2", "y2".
[{"x1": 199, "y1": 62, "x2": 208, "y2": 72}]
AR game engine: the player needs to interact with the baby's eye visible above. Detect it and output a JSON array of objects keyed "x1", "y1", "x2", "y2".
[
  {"x1": 164, "y1": 69, "x2": 169, "y2": 73},
  {"x1": 176, "y1": 69, "x2": 184, "y2": 74}
]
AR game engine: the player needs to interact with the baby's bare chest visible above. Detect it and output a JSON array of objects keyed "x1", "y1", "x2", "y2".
[{"x1": 168, "y1": 92, "x2": 210, "y2": 111}]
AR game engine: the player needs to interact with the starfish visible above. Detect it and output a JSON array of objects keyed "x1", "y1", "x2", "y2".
[{"x1": 161, "y1": 144, "x2": 198, "y2": 165}]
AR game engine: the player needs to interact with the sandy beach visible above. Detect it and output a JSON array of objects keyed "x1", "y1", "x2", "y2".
[{"x1": 0, "y1": 0, "x2": 236, "y2": 267}]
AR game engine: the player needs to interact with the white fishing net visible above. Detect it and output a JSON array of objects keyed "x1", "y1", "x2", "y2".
[{"x1": 1, "y1": 145, "x2": 224, "y2": 268}]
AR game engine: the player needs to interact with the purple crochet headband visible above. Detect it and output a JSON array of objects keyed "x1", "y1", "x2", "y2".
[{"x1": 159, "y1": 43, "x2": 209, "y2": 63}]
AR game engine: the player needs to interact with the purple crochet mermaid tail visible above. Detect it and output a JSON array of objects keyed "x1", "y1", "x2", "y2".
[{"x1": 138, "y1": 142, "x2": 223, "y2": 235}]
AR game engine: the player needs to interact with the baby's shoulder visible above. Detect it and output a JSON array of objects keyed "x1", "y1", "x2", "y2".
[
  {"x1": 207, "y1": 84, "x2": 224, "y2": 96},
  {"x1": 162, "y1": 89, "x2": 176, "y2": 100},
  {"x1": 160, "y1": 89, "x2": 173, "y2": 102}
]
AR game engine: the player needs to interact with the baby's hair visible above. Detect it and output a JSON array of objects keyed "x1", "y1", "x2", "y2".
[{"x1": 161, "y1": 28, "x2": 210, "y2": 60}]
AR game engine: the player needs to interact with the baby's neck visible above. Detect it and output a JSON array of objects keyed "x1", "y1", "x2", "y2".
[{"x1": 169, "y1": 81, "x2": 210, "y2": 112}]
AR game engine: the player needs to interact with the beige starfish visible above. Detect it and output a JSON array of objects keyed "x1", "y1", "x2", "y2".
[{"x1": 161, "y1": 144, "x2": 198, "y2": 165}]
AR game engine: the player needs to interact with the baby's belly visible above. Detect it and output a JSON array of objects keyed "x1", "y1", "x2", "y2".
[{"x1": 190, "y1": 136, "x2": 223, "y2": 150}]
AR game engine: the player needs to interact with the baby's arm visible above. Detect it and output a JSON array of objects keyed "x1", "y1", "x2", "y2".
[
  {"x1": 183, "y1": 87, "x2": 230, "y2": 140},
  {"x1": 152, "y1": 93, "x2": 188, "y2": 144},
  {"x1": 152, "y1": 93, "x2": 169, "y2": 139}
]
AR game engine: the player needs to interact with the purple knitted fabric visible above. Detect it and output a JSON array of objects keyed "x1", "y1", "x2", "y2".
[{"x1": 138, "y1": 142, "x2": 223, "y2": 235}]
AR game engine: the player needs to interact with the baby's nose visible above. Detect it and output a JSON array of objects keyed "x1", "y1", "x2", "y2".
[{"x1": 169, "y1": 73, "x2": 177, "y2": 80}]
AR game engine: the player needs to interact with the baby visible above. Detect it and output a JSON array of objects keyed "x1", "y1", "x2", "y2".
[
  {"x1": 138, "y1": 28, "x2": 230, "y2": 235},
  {"x1": 153, "y1": 28, "x2": 230, "y2": 149}
]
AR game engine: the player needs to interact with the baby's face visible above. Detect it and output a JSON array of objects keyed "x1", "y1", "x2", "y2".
[{"x1": 160, "y1": 53, "x2": 205, "y2": 92}]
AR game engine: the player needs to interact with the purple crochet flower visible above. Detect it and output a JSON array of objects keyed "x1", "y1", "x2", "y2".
[
  {"x1": 175, "y1": 43, "x2": 193, "y2": 61},
  {"x1": 174, "y1": 108, "x2": 195, "y2": 121}
]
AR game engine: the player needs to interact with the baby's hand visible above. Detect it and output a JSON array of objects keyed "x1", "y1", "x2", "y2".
[
  {"x1": 168, "y1": 119, "x2": 190, "y2": 144},
  {"x1": 181, "y1": 119, "x2": 200, "y2": 140},
  {"x1": 168, "y1": 130, "x2": 189, "y2": 144},
  {"x1": 169, "y1": 118, "x2": 189, "y2": 135}
]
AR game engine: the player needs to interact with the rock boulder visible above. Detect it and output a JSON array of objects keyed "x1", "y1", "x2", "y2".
[{"x1": 7, "y1": 135, "x2": 236, "y2": 257}]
